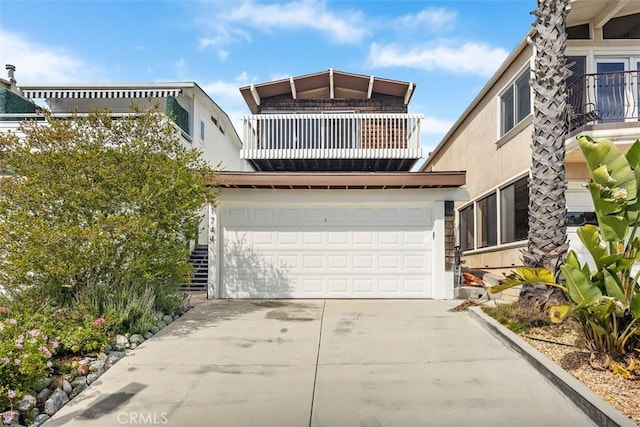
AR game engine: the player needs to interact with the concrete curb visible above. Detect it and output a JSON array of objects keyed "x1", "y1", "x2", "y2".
[{"x1": 468, "y1": 306, "x2": 637, "y2": 427}]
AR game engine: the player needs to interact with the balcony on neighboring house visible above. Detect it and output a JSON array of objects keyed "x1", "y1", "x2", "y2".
[
  {"x1": 0, "y1": 112, "x2": 192, "y2": 145},
  {"x1": 242, "y1": 113, "x2": 423, "y2": 172},
  {"x1": 568, "y1": 69, "x2": 640, "y2": 133}
]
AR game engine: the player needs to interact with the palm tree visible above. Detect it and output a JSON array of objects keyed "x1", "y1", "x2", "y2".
[{"x1": 520, "y1": 0, "x2": 571, "y2": 307}]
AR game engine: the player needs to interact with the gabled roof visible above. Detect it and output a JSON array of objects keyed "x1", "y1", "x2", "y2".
[{"x1": 239, "y1": 69, "x2": 416, "y2": 114}]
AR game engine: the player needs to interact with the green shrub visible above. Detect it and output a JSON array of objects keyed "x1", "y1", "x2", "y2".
[
  {"x1": 0, "y1": 106, "x2": 216, "y2": 307},
  {"x1": 78, "y1": 281, "x2": 157, "y2": 334}
]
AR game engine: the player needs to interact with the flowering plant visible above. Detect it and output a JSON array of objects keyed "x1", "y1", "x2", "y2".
[{"x1": 0, "y1": 312, "x2": 55, "y2": 412}]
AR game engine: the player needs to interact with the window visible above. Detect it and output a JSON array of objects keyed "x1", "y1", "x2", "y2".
[
  {"x1": 500, "y1": 176, "x2": 529, "y2": 244},
  {"x1": 200, "y1": 120, "x2": 205, "y2": 140},
  {"x1": 477, "y1": 193, "x2": 497, "y2": 248},
  {"x1": 567, "y1": 212, "x2": 596, "y2": 227},
  {"x1": 567, "y1": 23, "x2": 590, "y2": 40},
  {"x1": 459, "y1": 205, "x2": 474, "y2": 251},
  {"x1": 500, "y1": 69, "x2": 530, "y2": 136},
  {"x1": 603, "y1": 14, "x2": 639, "y2": 39}
]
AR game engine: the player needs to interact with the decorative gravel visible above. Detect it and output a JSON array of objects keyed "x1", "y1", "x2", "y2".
[{"x1": 521, "y1": 323, "x2": 640, "y2": 425}]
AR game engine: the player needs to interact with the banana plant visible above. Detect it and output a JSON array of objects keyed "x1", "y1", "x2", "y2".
[{"x1": 492, "y1": 136, "x2": 640, "y2": 354}]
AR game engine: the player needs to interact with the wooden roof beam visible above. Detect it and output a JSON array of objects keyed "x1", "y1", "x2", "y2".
[
  {"x1": 250, "y1": 84, "x2": 260, "y2": 106},
  {"x1": 329, "y1": 68, "x2": 334, "y2": 99},
  {"x1": 289, "y1": 77, "x2": 297, "y2": 99},
  {"x1": 367, "y1": 75, "x2": 374, "y2": 99},
  {"x1": 404, "y1": 82, "x2": 414, "y2": 105},
  {"x1": 593, "y1": 0, "x2": 629, "y2": 29}
]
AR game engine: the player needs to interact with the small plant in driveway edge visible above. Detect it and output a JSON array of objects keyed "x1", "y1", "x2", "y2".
[{"x1": 492, "y1": 136, "x2": 640, "y2": 376}]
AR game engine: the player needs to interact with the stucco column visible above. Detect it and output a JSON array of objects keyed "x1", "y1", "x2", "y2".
[
  {"x1": 433, "y1": 200, "x2": 454, "y2": 299},
  {"x1": 207, "y1": 203, "x2": 220, "y2": 299}
]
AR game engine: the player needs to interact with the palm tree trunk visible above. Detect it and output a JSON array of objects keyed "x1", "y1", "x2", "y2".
[{"x1": 520, "y1": 0, "x2": 571, "y2": 308}]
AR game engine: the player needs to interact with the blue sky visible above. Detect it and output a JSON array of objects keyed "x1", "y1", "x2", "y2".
[{"x1": 0, "y1": 0, "x2": 535, "y2": 153}]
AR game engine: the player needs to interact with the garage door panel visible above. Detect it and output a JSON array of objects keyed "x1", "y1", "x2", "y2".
[{"x1": 221, "y1": 204, "x2": 434, "y2": 298}]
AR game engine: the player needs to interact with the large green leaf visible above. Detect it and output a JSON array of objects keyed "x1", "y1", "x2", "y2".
[
  {"x1": 602, "y1": 269, "x2": 626, "y2": 303},
  {"x1": 560, "y1": 264, "x2": 602, "y2": 305},
  {"x1": 578, "y1": 135, "x2": 614, "y2": 171},
  {"x1": 599, "y1": 215, "x2": 628, "y2": 242},
  {"x1": 549, "y1": 304, "x2": 572, "y2": 323},
  {"x1": 624, "y1": 139, "x2": 640, "y2": 170},
  {"x1": 578, "y1": 136, "x2": 637, "y2": 207},
  {"x1": 630, "y1": 293, "x2": 640, "y2": 319},
  {"x1": 489, "y1": 267, "x2": 561, "y2": 294},
  {"x1": 576, "y1": 225, "x2": 607, "y2": 269}
]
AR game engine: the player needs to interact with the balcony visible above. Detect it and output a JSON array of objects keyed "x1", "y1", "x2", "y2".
[
  {"x1": 567, "y1": 69, "x2": 639, "y2": 133},
  {"x1": 241, "y1": 113, "x2": 423, "y2": 171},
  {"x1": 0, "y1": 112, "x2": 192, "y2": 144}
]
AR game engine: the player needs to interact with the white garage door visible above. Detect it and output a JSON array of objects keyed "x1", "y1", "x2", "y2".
[{"x1": 220, "y1": 202, "x2": 434, "y2": 298}]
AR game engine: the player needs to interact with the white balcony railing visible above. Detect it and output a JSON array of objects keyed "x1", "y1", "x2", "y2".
[
  {"x1": 242, "y1": 113, "x2": 423, "y2": 159},
  {"x1": 0, "y1": 112, "x2": 192, "y2": 144}
]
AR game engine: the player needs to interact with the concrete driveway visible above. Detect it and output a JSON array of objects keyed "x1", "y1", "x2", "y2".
[{"x1": 46, "y1": 300, "x2": 595, "y2": 427}]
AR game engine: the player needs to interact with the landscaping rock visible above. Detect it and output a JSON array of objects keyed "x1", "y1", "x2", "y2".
[
  {"x1": 107, "y1": 351, "x2": 126, "y2": 363},
  {"x1": 69, "y1": 383, "x2": 87, "y2": 399},
  {"x1": 44, "y1": 388, "x2": 69, "y2": 416},
  {"x1": 97, "y1": 352, "x2": 108, "y2": 361},
  {"x1": 1, "y1": 410, "x2": 19, "y2": 425},
  {"x1": 130, "y1": 343, "x2": 137, "y2": 350},
  {"x1": 129, "y1": 334, "x2": 144, "y2": 345},
  {"x1": 144, "y1": 331, "x2": 153, "y2": 339},
  {"x1": 32, "y1": 414, "x2": 50, "y2": 427},
  {"x1": 70, "y1": 376, "x2": 87, "y2": 388},
  {"x1": 113, "y1": 344, "x2": 127, "y2": 352},
  {"x1": 156, "y1": 320, "x2": 167, "y2": 330},
  {"x1": 36, "y1": 388, "x2": 52, "y2": 404},
  {"x1": 33, "y1": 378, "x2": 52, "y2": 393},
  {"x1": 150, "y1": 326, "x2": 160, "y2": 334},
  {"x1": 115, "y1": 334, "x2": 129, "y2": 347},
  {"x1": 155, "y1": 311, "x2": 164, "y2": 321},
  {"x1": 29, "y1": 408, "x2": 40, "y2": 419},
  {"x1": 173, "y1": 314, "x2": 179, "y2": 321},
  {"x1": 162, "y1": 315, "x2": 173, "y2": 324},
  {"x1": 104, "y1": 344, "x2": 113, "y2": 352},
  {"x1": 86, "y1": 373, "x2": 99, "y2": 385},
  {"x1": 90, "y1": 360, "x2": 106, "y2": 375},
  {"x1": 62, "y1": 380, "x2": 72, "y2": 395},
  {"x1": 17, "y1": 394, "x2": 36, "y2": 412}
]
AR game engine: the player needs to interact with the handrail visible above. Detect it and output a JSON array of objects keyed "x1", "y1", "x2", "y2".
[
  {"x1": 241, "y1": 113, "x2": 423, "y2": 158},
  {"x1": 0, "y1": 112, "x2": 192, "y2": 143},
  {"x1": 567, "y1": 69, "x2": 639, "y2": 131}
]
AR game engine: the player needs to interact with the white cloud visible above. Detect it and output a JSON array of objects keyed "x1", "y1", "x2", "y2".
[
  {"x1": 394, "y1": 8, "x2": 457, "y2": 31},
  {"x1": 423, "y1": 116, "x2": 454, "y2": 135},
  {"x1": 197, "y1": 0, "x2": 367, "y2": 51},
  {"x1": 217, "y1": 50, "x2": 229, "y2": 61},
  {"x1": 368, "y1": 41, "x2": 508, "y2": 78},
  {"x1": 0, "y1": 30, "x2": 101, "y2": 83},
  {"x1": 200, "y1": 72, "x2": 257, "y2": 142}
]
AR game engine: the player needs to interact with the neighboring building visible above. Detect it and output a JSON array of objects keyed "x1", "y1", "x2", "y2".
[
  {"x1": 421, "y1": 1, "x2": 640, "y2": 275},
  {"x1": 0, "y1": 71, "x2": 252, "y2": 255},
  {"x1": 16, "y1": 81, "x2": 250, "y2": 173},
  {"x1": 207, "y1": 69, "x2": 467, "y2": 299}
]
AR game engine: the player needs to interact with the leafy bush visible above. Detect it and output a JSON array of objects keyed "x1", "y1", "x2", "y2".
[
  {"x1": 493, "y1": 136, "x2": 640, "y2": 355},
  {"x1": 0, "y1": 106, "x2": 216, "y2": 307},
  {"x1": 0, "y1": 308, "x2": 56, "y2": 412},
  {"x1": 78, "y1": 281, "x2": 157, "y2": 334}
]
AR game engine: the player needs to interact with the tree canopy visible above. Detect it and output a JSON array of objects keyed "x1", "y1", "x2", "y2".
[{"x1": 0, "y1": 106, "x2": 216, "y2": 308}]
